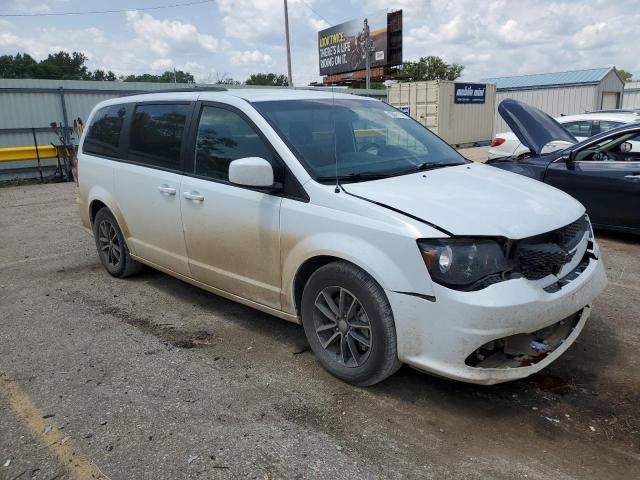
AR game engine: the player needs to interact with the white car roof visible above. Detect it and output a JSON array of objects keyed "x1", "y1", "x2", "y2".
[
  {"x1": 97, "y1": 88, "x2": 376, "y2": 107},
  {"x1": 214, "y1": 88, "x2": 375, "y2": 102},
  {"x1": 494, "y1": 110, "x2": 640, "y2": 137},
  {"x1": 556, "y1": 112, "x2": 640, "y2": 123}
]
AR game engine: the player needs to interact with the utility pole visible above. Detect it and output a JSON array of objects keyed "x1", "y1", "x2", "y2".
[
  {"x1": 365, "y1": 44, "x2": 375, "y2": 90},
  {"x1": 283, "y1": 0, "x2": 293, "y2": 87},
  {"x1": 365, "y1": 49, "x2": 370, "y2": 90}
]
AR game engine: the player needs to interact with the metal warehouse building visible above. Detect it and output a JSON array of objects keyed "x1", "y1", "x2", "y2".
[
  {"x1": 0, "y1": 79, "x2": 384, "y2": 179},
  {"x1": 0, "y1": 79, "x2": 208, "y2": 179},
  {"x1": 623, "y1": 81, "x2": 640, "y2": 109},
  {"x1": 482, "y1": 67, "x2": 625, "y2": 133}
]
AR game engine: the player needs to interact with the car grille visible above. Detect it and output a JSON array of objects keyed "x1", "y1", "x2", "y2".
[{"x1": 513, "y1": 215, "x2": 589, "y2": 281}]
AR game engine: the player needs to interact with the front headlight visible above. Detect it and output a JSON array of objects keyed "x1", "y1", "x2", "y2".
[{"x1": 417, "y1": 238, "x2": 511, "y2": 289}]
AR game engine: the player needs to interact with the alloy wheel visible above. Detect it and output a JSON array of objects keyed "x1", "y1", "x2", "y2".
[
  {"x1": 97, "y1": 219, "x2": 122, "y2": 268},
  {"x1": 313, "y1": 286, "x2": 372, "y2": 367}
]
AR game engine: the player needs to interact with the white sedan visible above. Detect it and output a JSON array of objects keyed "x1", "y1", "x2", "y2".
[{"x1": 488, "y1": 111, "x2": 640, "y2": 159}]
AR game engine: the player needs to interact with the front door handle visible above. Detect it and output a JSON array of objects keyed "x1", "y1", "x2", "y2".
[
  {"x1": 183, "y1": 191, "x2": 205, "y2": 202},
  {"x1": 624, "y1": 174, "x2": 640, "y2": 180},
  {"x1": 158, "y1": 184, "x2": 176, "y2": 195}
]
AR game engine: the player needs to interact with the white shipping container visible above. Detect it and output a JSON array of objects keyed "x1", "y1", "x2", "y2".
[{"x1": 387, "y1": 80, "x2": 496, "y2": 146}]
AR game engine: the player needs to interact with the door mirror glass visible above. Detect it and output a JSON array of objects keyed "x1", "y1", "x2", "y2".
[
  {"x1": 620, "y1": 141, "x2": 633, "y2": 153},
  {"x1": 229, "y1": 157, "x2": 274, "y2": 188}
]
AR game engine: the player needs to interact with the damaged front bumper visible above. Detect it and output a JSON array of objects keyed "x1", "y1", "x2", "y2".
[{"x1": 388, "y1": 252, "x2": 607, "y2": 385}]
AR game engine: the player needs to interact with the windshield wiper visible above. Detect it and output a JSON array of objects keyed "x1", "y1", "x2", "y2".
[
  {"x1": 316, "y1": 171, "x2": 397, "y2": 182},
  {"x1": 387, "y1": 161, "x2": 463, "y2": 177},
  {"x1": 316, "y1": 162, "x2": 463, "y2": 183}
]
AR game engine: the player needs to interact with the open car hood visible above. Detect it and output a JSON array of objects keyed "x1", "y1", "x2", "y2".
[{"x1": 498, "y1": 99, "x2": 578, "y2": 155}]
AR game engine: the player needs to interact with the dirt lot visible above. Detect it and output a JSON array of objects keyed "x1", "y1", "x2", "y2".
[{"x1": 1, "y1": 182, "x2": 638, "y2": 480}]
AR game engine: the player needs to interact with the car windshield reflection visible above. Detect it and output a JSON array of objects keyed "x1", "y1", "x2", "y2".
[{"x1": 253, "y1": 99, "x2": 466, "y2": 182}]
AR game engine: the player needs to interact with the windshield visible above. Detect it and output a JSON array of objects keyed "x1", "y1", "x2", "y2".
[{"x1": 252, "y1": 98, "x2": 466, "y2": 182}]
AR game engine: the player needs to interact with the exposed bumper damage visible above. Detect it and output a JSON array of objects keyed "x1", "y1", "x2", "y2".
[
  {"x1": 465, "y1": 310, "x2": 583, "y2": 368},
  {"x1": 388, "y1": 249, "x2": 607, "y2": 385}
]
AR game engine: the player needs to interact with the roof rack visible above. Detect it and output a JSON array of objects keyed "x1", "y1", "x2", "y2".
[{"x1": 118, "y1": 86, "x2": 227, "y2": 97}]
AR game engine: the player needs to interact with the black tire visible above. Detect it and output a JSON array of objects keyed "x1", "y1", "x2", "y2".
[
  {"x1": 301, "y1": 261, "x2": 401, "y2": 386},
  {"x1": 92, "y1": 208, "x2": 142, "y2": 278}
]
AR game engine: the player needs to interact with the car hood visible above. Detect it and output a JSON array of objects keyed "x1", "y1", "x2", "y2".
[
  {"x1": 498, "y1": 99, "x2": 578, "y2": 155},
  {"x1": 343, "y1": 163, "x2": 584, "y2": 239}
]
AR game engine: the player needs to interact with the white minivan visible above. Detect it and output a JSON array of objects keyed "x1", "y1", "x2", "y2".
[{"x1": 78, "y1": 88, "x2": 607, "y2": 386}]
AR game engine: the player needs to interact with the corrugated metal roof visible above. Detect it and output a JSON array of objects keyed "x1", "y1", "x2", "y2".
[{"x1": 481, "y1": 67, "x2": 612, "y2": 90}]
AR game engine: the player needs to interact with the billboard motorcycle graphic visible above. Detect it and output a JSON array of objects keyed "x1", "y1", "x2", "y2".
[{"x1": 318, "y1": 13, "x2": 388, "y2": 76}]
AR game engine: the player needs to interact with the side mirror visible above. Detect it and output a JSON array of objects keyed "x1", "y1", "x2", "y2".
[
  {"x1": 620, "y1": 141, "x2": 632, "y2": 153},
  {"x1": 228, "y1": 157, "x2": 274, "y2": 188}
]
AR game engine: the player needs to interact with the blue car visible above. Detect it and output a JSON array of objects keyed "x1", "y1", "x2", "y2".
[{"x1": 487, "y1": 99, "x2": 640, "y2": 234}]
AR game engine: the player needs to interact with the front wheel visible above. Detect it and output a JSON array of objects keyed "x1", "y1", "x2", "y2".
[{"x1": 301, "y1": 261, "x2": 401, "y2": 386}]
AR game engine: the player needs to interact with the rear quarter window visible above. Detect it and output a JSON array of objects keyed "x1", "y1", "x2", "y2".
[{"x1": 83, "y1": 105, "x2": 126, "y2": 157}]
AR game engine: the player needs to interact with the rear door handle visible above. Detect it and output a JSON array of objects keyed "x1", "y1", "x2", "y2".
[
  {"x1": 183, "y1": 191, "x2": 204, "y2": 202},
  {"x1": 158, "y1": 184, "x2": 176, "y2": 195},
  {"x1": 624, "y1": 174, "x2": 640, "y2": 180}
]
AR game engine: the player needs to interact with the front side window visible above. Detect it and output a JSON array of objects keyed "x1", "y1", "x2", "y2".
[
  {"x1": 83, "y1": 105, "x2": 126, "y2": 157},
  {"x1": 194, "y1": 106, "x2": 272, "y2": 181},
  {"x1": 128, "y1": 103, "x2": 189, "y2": 170},
  {"x1": 574, "y1": 131, "x2": 640, "y2": 162},
  {"x1": 253, "y1": 99, "x2": 465, "y2": 182}
]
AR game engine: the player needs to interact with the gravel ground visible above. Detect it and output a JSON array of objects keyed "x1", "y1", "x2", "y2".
[{"x1": 1, "y1": 182, "x2": 638, "y2": 480}]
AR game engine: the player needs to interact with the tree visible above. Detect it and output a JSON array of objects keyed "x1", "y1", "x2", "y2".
[
  {"x1": 0, "y1": 53, "x2": 38, "y2": 78},
  {"x1": 0, "y1": 51, "x2": 116, "y2": 80},
  {"x1": 0, "y1": 50, "x2": 195, "y2": 83},
  {"x1": 213, "y1": 72, "x2": 241, "y2": 85},
  {"x1": 89, "y1": 69, "x2": 117, "y2": 81},
  {"x1": 399, "y1": 56, "x2": 464, "y2": 82},
  {"x1": 245, "y1": 73, "x2": 289, "y2": 86},
  {"x1": 37, "y1": 51, "x2": 90, "y2": 80},
  {"x1": 122, "y1": 70, "x2": 195, "y2": 83},
  {"x1": 617, "y1": 68, "x2": 633, "y2": 83}
]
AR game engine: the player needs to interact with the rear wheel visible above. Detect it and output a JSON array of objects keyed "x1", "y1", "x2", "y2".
[
  {"x1": 301, "y1": 261, "x2": 401, "y2": 386},
  {"x1": 93, "y1": 208, "x2": 142, "y2": 278}
]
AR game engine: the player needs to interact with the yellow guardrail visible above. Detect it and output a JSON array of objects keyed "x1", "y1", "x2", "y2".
[
  {"x1": 354, "y1": 128, "x2": 386, "y2": 138},
  {"x1": 0, "y1": 145, "x2": 58, "y2": 163}
]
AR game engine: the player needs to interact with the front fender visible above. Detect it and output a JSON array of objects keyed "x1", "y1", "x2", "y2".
[{"x1": 281, "y1": 231, "x2": 436, "y2": 315}]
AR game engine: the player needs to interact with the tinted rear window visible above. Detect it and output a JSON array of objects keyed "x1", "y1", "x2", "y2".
[
  {"x1": 83, "y1": 105, "x2": 126, "y2": 157},
  {"x1": 128, "y1": 103, "x2": 189, "y2": 170}
]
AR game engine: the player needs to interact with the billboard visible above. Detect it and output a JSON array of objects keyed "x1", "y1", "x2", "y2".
[{"x1": 318, "y1": 12, "x2": 395, "y2": 77}]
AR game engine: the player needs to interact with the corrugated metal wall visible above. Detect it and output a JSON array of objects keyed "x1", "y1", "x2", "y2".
[
  {"x1": 436, "y1": 81, "x2": 496, "y2": 145},
  {"x1": 0, "y1": 79, "x2": 209, "y2": 149},
  {"x1": 0, "y1": 79, "x2": 386, "y2": 179},
  {"x1": 0, "y1": 79, "x2": 387, "y2": 150},
  {"x1": 493, "y1": 85, "x2": 598, "y2": 133},
  {"x1": 623, "y1": 82, "x2": 640, "y2": 109},
  {"x1": 387, "y1": 81, "x2": 496, "y2": 145},
  {"x1": 595, "y1": 70, "x2": 625, "y2": 109}
]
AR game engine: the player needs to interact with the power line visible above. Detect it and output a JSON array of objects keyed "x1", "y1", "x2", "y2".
[
  {"x1": 299, "y1": 0, "x2": 331, "y2": 24},
  {"x1": 0, "y1": 0, "x2": 215, "y2": 17}
]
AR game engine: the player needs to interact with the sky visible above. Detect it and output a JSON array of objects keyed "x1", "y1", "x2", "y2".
[{"x1": 0, "y1": 0, "x2": 638, "y2": 85}]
